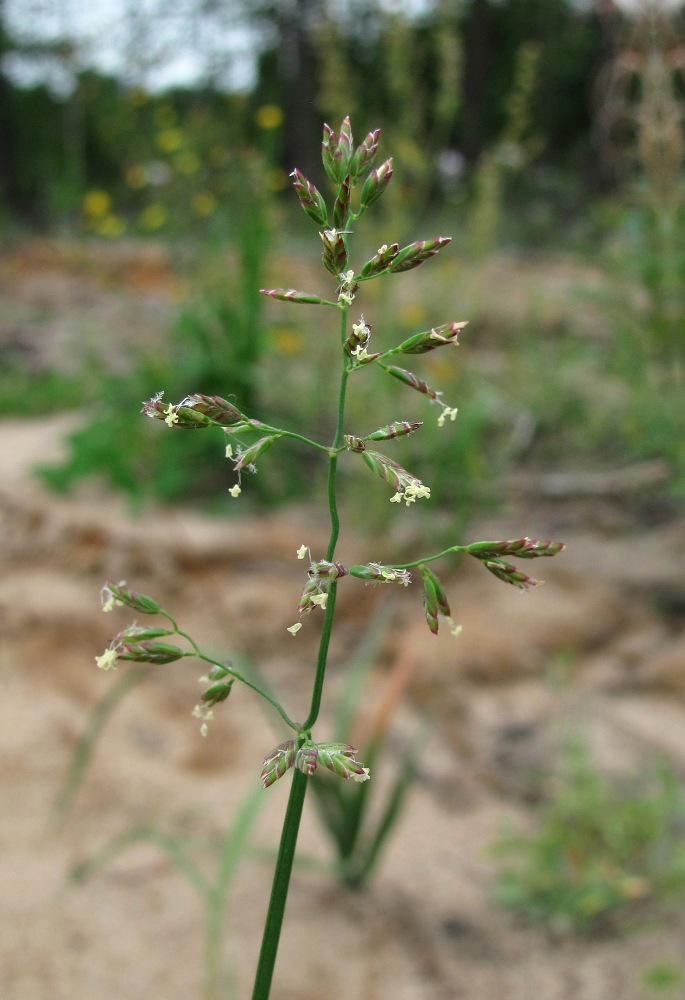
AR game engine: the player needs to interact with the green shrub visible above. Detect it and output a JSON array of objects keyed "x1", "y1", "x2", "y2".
[{"x1": 494, "y1": 747, "x2": 685, "y2": 936}]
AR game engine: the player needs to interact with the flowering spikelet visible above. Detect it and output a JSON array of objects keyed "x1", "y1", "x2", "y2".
[
  {"x1": 117, "y1": 640, "x2": 186, "y2": 664},
  {"x1": 185, "y1": 394, "x2": 244, "y2": 426},
  {"x1": 359, "y1": 158, "x2": 393, "y2": 211},
  {"x1": 466, "y1": 538, "x2": 566, "y2": 560},
  {"x1": 387, "y1": 236, "x2": 451, "y2": 274},
  {"x1": 142, "y1": 395, "x2": 210, "y2": 428},
  {"x1": 101, "y1": 581, "x2": 160, "y2": 615},
  {"x1": 320, "y1": 229, "x2": 349, "y2": 276},
  {"x1": 261, "y1": 740, "x2": 296, "y2": 788},
  {"x1": 316, "y1": 743, "x2": 371, "y2": 782},
  {"x1": 365, "y1": 421, "x2": 423, "y2": 441},
  {"x1": 322, "y1": 123, "x2": 345, "y2": 184},
  {"x1": 290, "y1": 168, "x2": 329, "y2": 226},
  {"x1": 349, "y1": 563, "x2": 412, "y2": 586},
  {"x1": 333, "y1": 173, "x2": 351, "y2": 229},
  {"x1": 345, "y1": 435, "x2": 366, "y2": 453},
  {"x1": 479, "y1": 559, "x2": 543, "y2": 591},
  {"x1": 419, "y1": 566, "x2": 461, "y2": 636},
  {"x1": 337, "y1": 116, "x2": 354, "y2": 169},
  {"x1": 349, "y1": 128, "x2": 380, "y2": 178},
  {"x1": 232, "y1": 435, "x2": 280, "y2": 474},
  {"x1": 382, "y1": 365, "x2": 442, "y2": 401},
  {"x1": 393, "y1": 321, "x2": 467, "y2": 355},
  {"x1": 142, "y1": 393, "x2": 245, "y2": 428},
  {"x1": 297, "y1": 559, "x2": 345, "y2": 613},
  {"x1": 260, "y1": 287, "x2": 334, "y2": 306},
  {"x1": 360, "y1": 449, "x2": 431, "y2": 505},
  {"x1": 359, "y1": 243, "x2": 400, "y2": 278},
  {"x1": 466, "y1": 538, "x2": 566, "y2": 590},
  {"x1": 197, "y1": 663, "x2": 234, "y2": 709},
  {"x1": 295, "y1": 742, "x2": 319, "y2": 777},
  {"x1": 344, "y1": 315, "x2": 372, "y2": 359}
]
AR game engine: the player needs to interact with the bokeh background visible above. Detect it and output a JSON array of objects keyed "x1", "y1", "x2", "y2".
[{"x1": 1, "y1": 2, "x2": 685, "y2": 999}]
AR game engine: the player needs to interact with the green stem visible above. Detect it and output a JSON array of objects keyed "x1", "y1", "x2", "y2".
[
  {"x1": 251, "y1": 305, "x2": 350, "y2": 999},
  {"x1": 195, "y1": 653, "x2": 300, "y2": 732},
  {"x1": 162, "y1": 616, "x2": 300, "y2": 732},
  {"x1": 251, "y1": 768, "x2": 308, "y2": 1000},
  {"x1": 393, "y1": 544, "x2": 467, "y2": 570},
  {"x1": 252, "y1": 423, "x2": 333, "y2": 454}
]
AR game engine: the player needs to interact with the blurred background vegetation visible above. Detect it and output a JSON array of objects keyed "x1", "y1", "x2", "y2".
[{"x1": 0, "y1": 0, "x2": 682, "y2": 517}]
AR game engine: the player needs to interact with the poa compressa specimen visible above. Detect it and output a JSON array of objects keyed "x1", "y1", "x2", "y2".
[{"x1": 95, "y1": 117, "x2": 564, "y2": 999}]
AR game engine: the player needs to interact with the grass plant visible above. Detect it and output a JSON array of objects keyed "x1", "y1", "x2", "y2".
[
  {"x1": 91, "y1": 117, "x2": 564, "y2": 998},
  {"x1": 70, "y1": 785, "x2": 264, "y2": 1000},
  {"x1": 493, "y1": 745, "x2": 685, "y2": 937}
]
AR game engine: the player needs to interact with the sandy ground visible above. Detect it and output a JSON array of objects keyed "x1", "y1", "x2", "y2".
[
  {"x1": 1, "y1": 239, "x2": 685, "y2": 999},
  {"x1": 2, "y1": 415, "x2": 685, "y2": 1000}
]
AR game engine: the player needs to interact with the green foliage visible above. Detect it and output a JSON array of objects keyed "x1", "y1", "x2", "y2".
[
  {"x1": 0, "y1": 366, "x2": 86, "y2": 415},
  {"x1": 642, "y1": 962, "x2": 685, "y2": 996},
  {"x1": 493, "y1": 747, "x2": 685, "y2": 936},
  {"x1": 39, "y1": 210, "x2": 272, "y2": 506}
]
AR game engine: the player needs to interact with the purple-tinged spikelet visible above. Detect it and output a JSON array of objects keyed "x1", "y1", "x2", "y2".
[
  {"x1": 101, "y1": 581, "x2": 160, "y2": 615},
  {"x1": 261, "y1": 741, "x2": 296, "y2": 788},
  {"x1": 393, "y1": 321, "x2": 467, "y2": 355},
  {"x1": 290, "y1": 168, "x2": 329, "y2": 226},
  {"x1": 467, "y1": 538, "x2": 565, "y2": 559},
  {"x1": 387, "y1": 236, "x2": 451, "y2": 273},
  {"x1": 316, "y1": 743, "x2": 370, "y2": 781},
  {"x1": 295, "y1": 743, "x2": 319, "y2": 777},
  {"x1": 359, "y1": 242, "x2": 400, "y2": 278},
  {"x1": 320, "y1": 229, "x2": 349, "y2": 276},
  {"x1": 333, "y1": 173, "x2": 351, "y2": 229},
  {"x1": 359, "y1": 158, "x2": 393, "y2": 210},
  {"x1": 117, "y1": 640, "x2": 186, "y2": 664},
  {"x1": 420, "y1": 566, "x2": 451, "y2": 635},
  {"x1": 350, "y1": 129, "x2": 380, "y2": 179},
  {"x1": 366, "y1": 421, "x2": 423, "y2": 441},
  {"x1": 260, "y1": 288, "x2": 335, "y2": 306},
  {"x1": 480, "y1": 560, "x2": 542, "y2": 591},
  {"x1": 382, "y1": 366, "x2": 441, "y2": 401}
]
